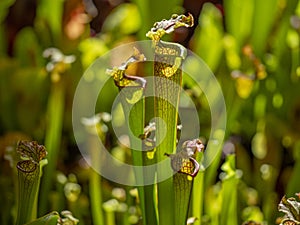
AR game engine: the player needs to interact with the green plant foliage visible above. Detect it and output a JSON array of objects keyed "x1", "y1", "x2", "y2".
[
  {"x1": 192, "y1": 3, "x2": 224, "y2": 72},
  {"x1": 36, "y1": 0, "x2": 64, "y2": 41},
  {"x1": 102, "y1": 3, "x2": 141, "y2": 36},
  {"x1": 24, "y1": 211, "x2": 79, "y2": 225},
  {"x1": 1, "y1": 0, "x2": 300, "y2": 225},
  {"x1": 24, "y1": 212, "x2": 60, "y2": 225}
]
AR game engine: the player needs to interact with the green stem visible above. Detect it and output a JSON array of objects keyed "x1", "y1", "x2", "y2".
[
  {"x1": 220, "y1": 155, "x2": 238, "y2": 225},
  {"x1": 192, "y1": 171, "x2": 204, "y2": 225},
  {"x1": 90, "y1": 171, "x2": 104, "y2": 225},
  {"x1": 120, "y1": 90, "x2": 155, "y2": 225},
  {"x1": 106, "y1": 212, "x2": 115, "y2": 225},
  {"x1": 89, "y1": 136, "x2": 104, "y2": 225},
  {"x1": 39, "y1": 80, "x2": 65, "y2": 215}
]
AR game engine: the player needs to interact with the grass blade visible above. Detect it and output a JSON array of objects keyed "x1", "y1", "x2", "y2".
[
  {"x1": 192, "y1": 170, "x2": 204, "y2": 225},
  {"x1": 220, "y1": 154, "x2": 238, "y2": 225},
  {"x1": 39, "y1": 80, "x2": 65, "y2": 215},
  {"x1": 39, "y1": 48, "x2": 75, "y2": 215}
]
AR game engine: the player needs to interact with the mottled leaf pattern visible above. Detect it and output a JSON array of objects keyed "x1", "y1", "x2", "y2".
[{"x1": 279, "y1": 195, "x2": 300, "y2": 225}]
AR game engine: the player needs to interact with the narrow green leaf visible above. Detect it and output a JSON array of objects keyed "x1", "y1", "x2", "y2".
[
  {"x1": 36, "y1": 0, "x2": 64, "y2": 41},
  {"x1": 39, "y1": 48, "x2": 75, "y2": 215},
  {"x1": 251, "y1": 0, "x2": 280, "y2": 56},
  {"x1": 220, "y1": 154, "x2": 238, "y2": 225},
  {"x1": 223, "y1": 0, "x2": 254, "y2": 47},
  {"x1": 101, "y1": 3, "x2": 141, "y2": 35},
  {"x1": 192, "y1": 170, "x2": 204, "y2": 225},
  {"x1": 272, "y1": 0, "x2": 299, "y2": 59},
  {"x1": 80, "y1": 117, "x2": 106, "y2": 225},
  {"x1": 39, "y1": 80, "x2": 65, "y2": 215},
  {"x1": 193, "y1": 3, "x2": 224, "y2": 72}
]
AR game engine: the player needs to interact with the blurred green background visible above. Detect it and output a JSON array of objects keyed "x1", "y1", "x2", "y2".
[{"x1": 0, "y1": 0, "x2": 300, "y2": 224}]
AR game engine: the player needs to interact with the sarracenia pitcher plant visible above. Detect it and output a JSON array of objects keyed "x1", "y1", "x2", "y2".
[{"x1": 107, "y1": 13, "x2": 207, "y2": 225}]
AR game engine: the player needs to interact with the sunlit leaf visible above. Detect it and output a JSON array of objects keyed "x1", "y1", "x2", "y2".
[
  {"x1": 36, "y1": 0, "x2": 64, "y2": 39},
  {"x1": 24, "y1": 211, "x2": 60, "y2": 225},
  {"x1": 78, "y1": 38, "x2": 108, "y2": 69},
  {"x1": 102, "y1": 3, "x2": 141, "y2": 35},
  {"x1": 192, "y1": 3, "x2": 224, "y2": 72},
  {"x1": 224, "y1": 0, "x2": 254, "y2": 47},
  {"x1": 251, "y1": 0, "x2": 280, "y2": 56}
]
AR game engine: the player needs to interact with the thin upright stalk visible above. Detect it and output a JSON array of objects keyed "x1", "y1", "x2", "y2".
[
  {"x1": 120, "y1": 92, "x2": 147, "y2": 224},
  {"x1": 89, "y1": 136, "x2": 105, "y2": 225},
  {"x1": 192, "y1": 171, "x2": 204, "y2": 225},
  {"x1": 39, "y1": 80, "x2": 65, "y2": 215}
]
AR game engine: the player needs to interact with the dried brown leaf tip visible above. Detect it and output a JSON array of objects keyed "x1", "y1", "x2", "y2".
[
  {"x1": 146, "y1": 13, "x2": 194, "y2": 42},
  {"x1": 106, "y1": 47, "x2": 146, "y2": 89},
  {"x1": 165, "y1": 138, "x2": 204, "y2": 177}
]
